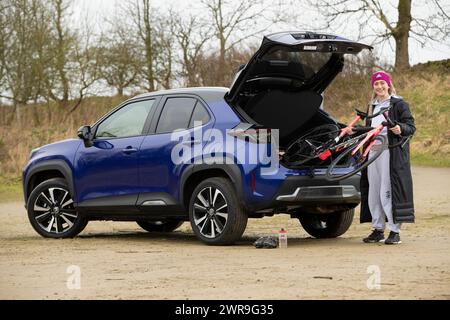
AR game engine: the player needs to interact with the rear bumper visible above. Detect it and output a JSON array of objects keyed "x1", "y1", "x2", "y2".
[
  {"x1": 273, "y1": 174, "x2": 361, "y2": 205},
  {"x1": 276, "y1": 185, "x2": 359, "y2": 203}
]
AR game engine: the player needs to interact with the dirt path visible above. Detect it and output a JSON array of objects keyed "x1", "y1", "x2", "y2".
[{"x1": 1, "y1": 166, "x2": 449, "y2": 299}]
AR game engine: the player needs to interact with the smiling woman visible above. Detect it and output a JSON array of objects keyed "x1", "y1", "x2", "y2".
[{"x1": 360, "y1": 71, "x2": 416, "y2": 245}]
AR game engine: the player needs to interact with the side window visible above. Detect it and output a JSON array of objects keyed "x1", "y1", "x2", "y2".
[
  {"x1": 156, "y1": 97, "x2": 197, "y2": 133},
  {"x1": 189, "y1": 102, "x2": 210, "y2": 128},
  {"x1": 96, "y1": 99, "x2": 155, "y2": 139}
]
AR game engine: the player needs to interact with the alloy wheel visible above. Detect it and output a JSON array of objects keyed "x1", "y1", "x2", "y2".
[
  {"x1": 32, "y1": 187, "x2": 78, "y2": 234},
  {"x1": 192, "y1": 186, "x2": 228, "y2": 239}
]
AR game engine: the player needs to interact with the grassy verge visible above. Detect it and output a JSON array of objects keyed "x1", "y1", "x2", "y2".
[
  {"x1": 411, "y1": 153, "x2": 450, "y2": 168},
  {"x1": 0, "y1": 176, "x2": 23, "y2": 203}
]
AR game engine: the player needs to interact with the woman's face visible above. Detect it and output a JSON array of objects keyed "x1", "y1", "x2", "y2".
[{"x1": 373, "y1": 80, "x2": 390, "y2": 98}]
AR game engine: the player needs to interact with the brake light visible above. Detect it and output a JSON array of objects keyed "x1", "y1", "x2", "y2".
[{"x1": 227, "y1": 128, "x2": 272, "y2": 144}]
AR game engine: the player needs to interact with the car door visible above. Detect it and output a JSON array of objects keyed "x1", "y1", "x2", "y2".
[
  {"x1": 138, "y1": 95, "x2": 213, "y2": 208},
  {"x1": 74, "y1": 98, "x2": 158, "y2": 207}
]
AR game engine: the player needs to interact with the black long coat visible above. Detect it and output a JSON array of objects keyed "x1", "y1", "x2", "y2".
[{"x1": 360, "y1": 96, "x2": 416, "y2": 223}]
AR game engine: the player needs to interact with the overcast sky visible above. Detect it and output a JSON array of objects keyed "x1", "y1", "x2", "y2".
[{"x1": 72, "y1": 0, "x2": 450, "y2": 66}]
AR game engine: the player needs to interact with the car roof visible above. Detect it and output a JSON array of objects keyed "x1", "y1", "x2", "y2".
[{"x1": 133, "y1": 87, "x2": 228, "y2": 104}]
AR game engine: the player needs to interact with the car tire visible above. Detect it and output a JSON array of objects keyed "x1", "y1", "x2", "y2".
[
  {"x1": 27, "y1": 178, "x2": 88, "y2": 238},
  {"x1": 136, "y1": 220, "x2": 184, "y2": 232},
  {"x1": 189, "y1": 177, "x2": 248, "y2": 245},
  {"x1": 299, "y1": 208, "x2": 354, "y2": 238}
]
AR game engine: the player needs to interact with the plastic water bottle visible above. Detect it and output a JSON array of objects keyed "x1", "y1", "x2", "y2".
[{"x1": 278, "y1": 228, "x2": 287, "y2": 249}]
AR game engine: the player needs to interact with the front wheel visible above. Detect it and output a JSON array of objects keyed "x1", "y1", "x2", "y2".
[
  {"x1": 189, "y1": 177, "x2": 248, "y2": 245},
  {"x1": 27, "y1": 178, "x2": 88, "y2": 238},
  {"x1": 326, "y1": 135, "x2": 387, "y2": 181},
  {"x1": 299, "y1": 209, "x2": 355, "y2": 238}
]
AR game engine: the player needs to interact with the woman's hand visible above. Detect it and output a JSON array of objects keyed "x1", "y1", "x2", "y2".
[
  {"x1": 340, "y1": 126, "x2": 355, "y2": 136},
  {"x1": 389, "y1": 124, "x2": 402, "y2": 135}
]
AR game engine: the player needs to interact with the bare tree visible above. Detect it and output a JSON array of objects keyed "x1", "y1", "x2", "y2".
[
  {"x1": 98, "y1": 20, "x2": 141, "y2": 96},
  {"x1": 153, "y1": 12, "x2": 176, "y2": 89},
  {"x1": 126, "y1": 0, "x2": 156, "y2": 91},
  {"x1": 0, "y1": 2, "x2": 10, "y2": 99},
  {"x1": 66, "y1": 20, "x2": 103, "y2": 113},
  {"x1": 173, "y1": 14, "x2": 210, "y2": 87},
  {"x1": 0, "y1": 0, "x2": 48, "y2": 107},
  {"x1": 120, "y1": 0, "x2": 178, "y2": 91},
  {"x1": 201, "y1": 0, "x2": 280, "y2": 85},
  {"x1": 311, "y1": 0, "x2": 450, "y2": 70},
  {"x1": 44, "y1": 0, "x2": 74, "y2": 108}
]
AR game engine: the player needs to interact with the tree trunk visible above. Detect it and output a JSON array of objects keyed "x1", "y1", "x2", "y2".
[
  {"x1": 143, "y1": 0, "x2": 154, "y2": 91},
  {"x1": 54, "y1": 0, "x2": 70, "y2": 105},
  {"x1": 218, "y1": 33, "x2": 226, "y2": 86},
  {"x1": 394, "y1": 0, "x2": 412, "y2": 70}
]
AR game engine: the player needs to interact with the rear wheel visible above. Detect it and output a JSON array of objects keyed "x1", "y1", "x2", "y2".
[
  {"x1": 27, "y1": 178, "x2": 87, "y2": 238},
  {"x1": 326, "y1": 135, "x2": 387, "y2": 181},
  {"x1": 299, "y1": 209, "x2": 354, "y2": 238},
  {"x1": 189, "y1": 177, "x2": 248, "y2": 245},
  {"x1": 136, "y1": 220, "x2": 183, "y2": 232}
]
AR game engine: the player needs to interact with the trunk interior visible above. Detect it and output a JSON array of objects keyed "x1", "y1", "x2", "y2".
[{"x1": 231, "y1": 87, "x2": 340, "y2": 168}]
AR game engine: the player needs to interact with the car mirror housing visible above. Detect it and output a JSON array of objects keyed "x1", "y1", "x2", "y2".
[{"x1": 77, "y1": 125, "x2": 94, "y2": 147}]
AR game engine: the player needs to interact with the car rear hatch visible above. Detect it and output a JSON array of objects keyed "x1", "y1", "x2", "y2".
[{"x1": 225, "y1": 31, "x2": 372, "y2": 148}]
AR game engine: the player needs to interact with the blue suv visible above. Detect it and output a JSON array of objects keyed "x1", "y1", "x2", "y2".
[{"x1": 23, "y1": 32, "x2": 372, "y2": 245}]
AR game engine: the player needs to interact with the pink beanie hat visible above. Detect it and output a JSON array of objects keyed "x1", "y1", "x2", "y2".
[{"x1": 371, "y1": 71, "x2": 392, "y2": 87}]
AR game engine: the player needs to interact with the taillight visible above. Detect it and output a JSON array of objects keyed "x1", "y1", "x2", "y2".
[{"x1": 227, "y1": 128, "x2": 272, "y2": 144}]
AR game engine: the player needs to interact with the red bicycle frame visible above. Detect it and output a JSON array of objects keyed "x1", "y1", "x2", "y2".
[{"x1": 318, "y1": 110, "x2": 390, "y2": 161}]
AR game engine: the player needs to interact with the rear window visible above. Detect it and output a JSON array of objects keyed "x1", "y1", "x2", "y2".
[
  {"x1": 156, "y1": 97, "x2": 197, "y2": 133},
  {"x1": 260, "y1": 45, "x2": 332, "y2": 80},
  {"x1": 189, "y1": 102, "x2": 210, "y2": 128}
]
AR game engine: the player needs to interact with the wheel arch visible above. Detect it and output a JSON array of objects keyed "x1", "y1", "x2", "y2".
[
  {"x1": 180, "y1": 163, "x2": 244, "y2": 209},
  {"x1": 24, "y1": 160, "x2": 75, "y2": 207}
]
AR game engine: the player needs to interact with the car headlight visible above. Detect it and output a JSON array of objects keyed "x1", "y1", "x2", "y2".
[{"x1": 29, "y1": 147, "x2": 41, "y2": 159}]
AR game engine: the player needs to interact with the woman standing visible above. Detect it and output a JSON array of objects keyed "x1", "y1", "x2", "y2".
[{"x1": 359, "y1": 71, "x2": 416, "y2": 244}]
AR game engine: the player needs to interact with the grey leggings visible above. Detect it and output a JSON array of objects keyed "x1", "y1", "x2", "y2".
[{"x1": 367, "y1": 148, "x2": 401, "y2": 233}]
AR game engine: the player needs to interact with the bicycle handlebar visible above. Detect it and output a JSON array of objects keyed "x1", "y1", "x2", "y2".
[
  {"x1": 354, "y1": 106, "x2": 397, "y2": 128},
  {"x1": 355, "y1": 106, "x2": 391, "y2": 119}
]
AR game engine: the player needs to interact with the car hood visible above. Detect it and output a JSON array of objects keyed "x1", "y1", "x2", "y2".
[
  {"x1": 28, "y1": 138, "x2": 82, "y2": 161},
  {"x1": 225, "y1": 31, "x2": 372, "y2": 105}
]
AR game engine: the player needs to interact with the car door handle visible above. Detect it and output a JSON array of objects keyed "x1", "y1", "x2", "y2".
[
  {"x1": 181, "y1": 140, "x2": 202, "y2": 145},
  {"x1": 122, "y1": 146, "x2": 138, "y2": 154}
]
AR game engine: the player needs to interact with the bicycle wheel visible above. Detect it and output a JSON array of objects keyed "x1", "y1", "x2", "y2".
[
  {"x1": 325, "y1": 135, "x2": 388, "y2": 181},
  {"x1": 284, "y1": 124, "x2": 340, "y2": 166}
]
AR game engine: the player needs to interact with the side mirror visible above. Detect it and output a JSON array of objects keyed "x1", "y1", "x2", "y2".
[{"x1": 77, "y1": 125, "x2": 94, "y2": 147}]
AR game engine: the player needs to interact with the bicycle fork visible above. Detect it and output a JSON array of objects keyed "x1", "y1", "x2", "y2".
[
  {"x1": 318, "y1": 114, "x2": 362, "y2": 161},
  {"x1": 351, "y1": 124, "x2": 383, "y2": 157}
]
